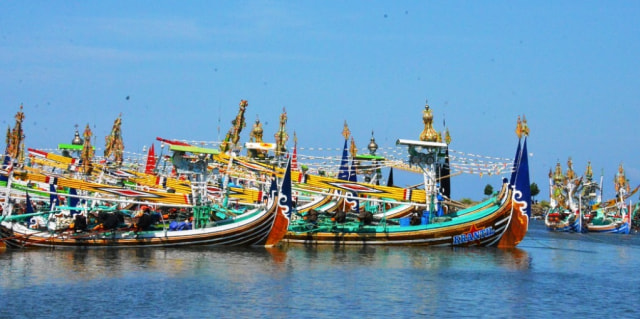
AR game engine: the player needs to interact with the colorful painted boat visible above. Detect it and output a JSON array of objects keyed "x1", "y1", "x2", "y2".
[
  {"x1": 0, "y1": 156, "x2": 294, "y2": 249},
  {"x1": 584, "y1": 164, "x2": 637, "y2": 234},
  {"x1": 544, "y1": 208, "x2": 583, "y2": 232},
  {"x1": 544, "y1": 158, "x2": 585, "y2": 232},
  {"x1": 585, "y1": 208, "x2": 630, "y2": 234},
  {"x1": 282, "y1": 114, "x2": 531, "y2": 247}
]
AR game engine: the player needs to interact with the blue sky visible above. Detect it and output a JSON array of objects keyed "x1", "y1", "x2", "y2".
[{"x1": 1, "y1": 1, "x2": 639, "y2": 201}]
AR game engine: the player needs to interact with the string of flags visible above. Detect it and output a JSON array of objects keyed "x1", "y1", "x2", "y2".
[{"x1": 20, "y1": 142, "x2": 515, "y2": 178}]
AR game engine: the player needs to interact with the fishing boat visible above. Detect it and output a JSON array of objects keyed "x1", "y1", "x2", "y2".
[
  {"x1": 282, "y1": 107, "x2": 531, "y2": 247},
  {"x1": 0, "y1": 157, "x2": 292, "y2": 248},
  {"x1": 544, "y1": 158, "x2": 585, "y2": 232},
  {"x1": 0, "y1": 109, "x2": 293, "y2": 248},
  {"x1": 584, "y1": 163, "x2": 637, "y2": 234}
]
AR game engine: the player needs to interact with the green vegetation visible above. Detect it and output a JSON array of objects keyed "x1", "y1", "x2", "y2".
[
  {"x1": 459, "y1": 198, "x2": 476, "y2": 206},
  {"x1": 483, "y1": 184, "x2": 493, "y2": 197},
  {"x1": 530, "y1": 182, "x2": 540, "y2": 202}
]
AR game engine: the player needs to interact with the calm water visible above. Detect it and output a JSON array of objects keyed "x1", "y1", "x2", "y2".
[{"x1": 1, "y1": 221, "x2": 640, "y2": 319}]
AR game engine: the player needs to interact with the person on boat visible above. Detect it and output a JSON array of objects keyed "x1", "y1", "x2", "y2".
[
  {"x1": 410, "y1": 211, "x2": 423, "y2": 225},
  {"x1": 357, "y1": 210, "x2": 373, "y2": 225},
  {"x1": 303, "y1": 209, "x2": 319, "y2": 225},
  {"x1": 331, "y1": 209, "x2": 346, "y2": 224},
  {"x1": 72, "y1": 213, "x2": 87, "y2": 233},
  {"x1": 92, "y1": 211, "x2": 121, "y2": 231},
  {"x1": 133, "y1": 206, "x2": 153, "y2": 232}
]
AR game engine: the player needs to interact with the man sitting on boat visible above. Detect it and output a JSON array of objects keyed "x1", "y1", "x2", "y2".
[
  {"x1": 133, "y1": 206, "x2": 153, "y2": 232},
  {"x1": 358, "y1": 210, "x2": 373, "y2": 225},
  {"x1": 330, "y1": 209, "x2": 347, "y2": 224},
  {"x1": 91, "y1": 211, "x2": 123, "y2": 231}
]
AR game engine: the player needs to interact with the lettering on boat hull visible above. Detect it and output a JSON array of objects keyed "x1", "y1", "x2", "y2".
[{"x1": 453, "y1": 226, "x2": 495, "y2": 245}]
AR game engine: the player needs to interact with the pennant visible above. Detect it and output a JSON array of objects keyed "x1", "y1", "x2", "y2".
[{"x1": 145, "y1": 143, "x2": 157, "y2": 174}]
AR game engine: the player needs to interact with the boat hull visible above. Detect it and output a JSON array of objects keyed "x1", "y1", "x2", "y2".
[
  {"x1": 0, "y1": 204, "x2": 283, "y2": 249},
  {"x1": 586, "y1": 222, "x2": 630, "y2": 234},
  {"x1": 284, "y1": 187, "x2": 528, "y2": 247},
  {"x1": 544, "y1": 210, "x2": 583, "y2": 233}
]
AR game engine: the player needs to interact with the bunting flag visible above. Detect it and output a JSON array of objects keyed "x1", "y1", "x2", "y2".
[
  {"x1": 145, "y1": 143, "x2": 157, "y2": 174},
  {"x1": 337, "y1": 139, "x2": 349, "y2": 180}
]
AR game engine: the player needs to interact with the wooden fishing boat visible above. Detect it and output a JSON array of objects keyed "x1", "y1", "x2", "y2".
[
  {"x1": 282, "y1": 111, "x2": 531, "y2": 247},
  {"x1": 544, "y1": 159, "x2": 585, "y2": 232},
  {"x1": 584, "y1": 163, "x2": 637, "y2": 234},
  {"x1": 0, "y1": 148, "x2": 293, "y2": 249},
  {"x1": 586, "y1": 207, "x2": 630, "y2": 234}
]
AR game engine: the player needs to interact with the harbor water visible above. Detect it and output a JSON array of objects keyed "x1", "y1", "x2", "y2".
[{"x1": 1, "y1": 220, "x2": 639, "y2": 318}]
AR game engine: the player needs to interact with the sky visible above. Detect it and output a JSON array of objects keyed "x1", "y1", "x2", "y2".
[{"x1": 1, "y1": 1, "x2": 639, "y2": 201}]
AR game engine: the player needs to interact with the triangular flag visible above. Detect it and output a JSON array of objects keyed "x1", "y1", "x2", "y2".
[{"x1": 145, "y1": 143, "x2": 157, "y2": 174}]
